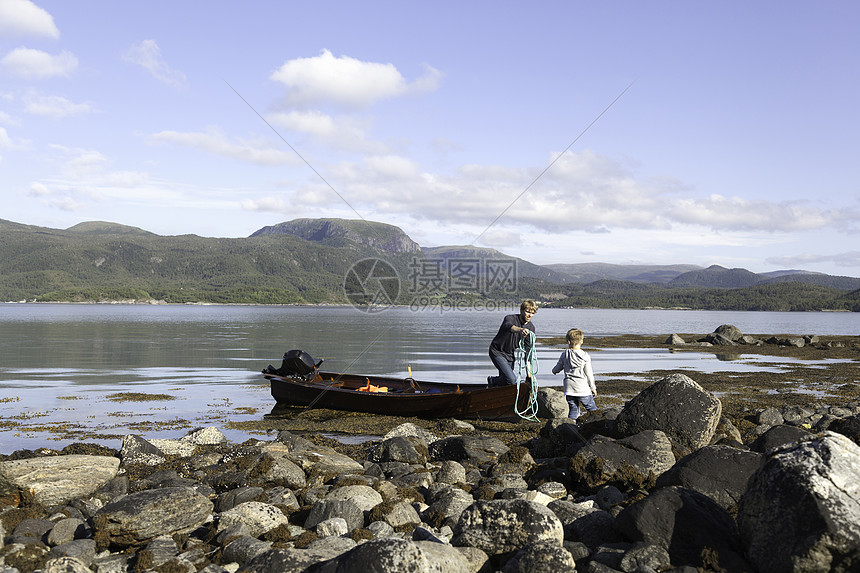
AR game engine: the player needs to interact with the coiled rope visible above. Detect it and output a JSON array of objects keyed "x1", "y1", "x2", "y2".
[{"x1": 514, "y1": 330, "x2": 540, "y2": 421}]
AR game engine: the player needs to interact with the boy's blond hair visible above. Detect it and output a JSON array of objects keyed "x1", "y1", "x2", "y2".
[
  {"x1": 566, "y1": 328, "x2": 584, "y2": 347},
  {"x1": 520, "y1": 299, "x2": 538, "y2": 314}
]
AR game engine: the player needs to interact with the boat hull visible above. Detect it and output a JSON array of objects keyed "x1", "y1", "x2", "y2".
[{"x1": 265, "y1": 371, "x2": 533, "y2": 420}]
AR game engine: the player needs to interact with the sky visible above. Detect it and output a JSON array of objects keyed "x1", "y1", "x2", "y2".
[{"x1": 1, "y1": 1, "x2": 859, "y2": 277}]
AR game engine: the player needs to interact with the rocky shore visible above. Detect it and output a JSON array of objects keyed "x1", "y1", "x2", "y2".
[{"x1": 1, "y1": 326, "x2": 859, "y2": 572}]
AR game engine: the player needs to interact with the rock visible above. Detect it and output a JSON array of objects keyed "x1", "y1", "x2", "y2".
[
  {"x1": 435, "y1": 460, "x2": 467, "y2": 485},
  {"x1": 829, "y1": 413, "x2": 860, "y2": 443},
  {"x1": 430, "y1": 435, "x2": 509, "y2": 465},
  {"x1": 536, "y1": 481, "x2": 567, "y2": 500},
  {"x1": 313, "y1": 537, "x2": 472, "y2": 573},
  {"x1": 368, "y1": 500, "x2": 420, "y2": 529},
  {"x1": 366, "y1": 436, "x2": 428, "y2": 464},
  {"x1": 711, "y1": 416, "x2": 743, "y2": 444},
  {"x1": 501, "y1": 539, "x2": 575, "y2": 572},
  {"x1": 0, "y1": 454, "x2": 120, "y2": 506},
  {"x1": 222, "y1": 536, "x2": 272, "y2": 565},
  {"x1": 738, "y1": 431, "x2": 860, "y2": 573},
  {"x1": 536, "y1": 388, "x2": 569, "y2": 419},
  {"x1": 425, "y1": 487, "x2": 475, "y2": 530},
  {"x1": 42, "y1": 556, "x2": 94, "y2": 573},
  {"x1": 383, "y1": 422, "x2": 439, "y2": 444},
  {"x1": 616, "y1": 486, "x2": 752, "y2": 571},
  {"x1": 780, "y1": 404, "x2": 815, "y2": 426},
  {"x1": 305, "y1": 485, "x2": 383, "y2": 532},
  {"x1": 756, "y1": 406, "x2": 784, "y2": 426},
  {"x1": 619, "y1": 542, "x2": 672, "y2": 572},
  {"x1": 148, "y1": 438, "x2": 198, "y2": 457},
  {"x1": 281, "y1": 442, "x2": 364, "y2": 476},
  {"x1": 697, "y1": 332, "x2": 736, "y2": 346},
  {"x1": 119, "y1": 434, "x2": 165, "y2": 466},
  {"x1": 749, "y1": 424, "x2": 810, "y2": 453},
  {"x1": 665, "y1": 334, "x2": 686, "y2": 345},
  {"x1": 94, "y1": 487, "x2": 213, "y2": 547},
  {"x1": 315, "y1": 517, "x2": 349, "y2": 537},
  {"x1": 240, "y1": 546, "x2": 351, "y2": 573},
  {"x1": 594, "y1": 485, "x2": 627, "y2": 511},
  {"x1": 216, "y1": 487, "x2": 266, "y2": 512},
  {"x1": 655, "y1": 445, "x2": 763, "y2": 509},
  {"x1": 182, "y1": 426, "x2": 228, "y2": 445},
  {"x1": 11, "y1": 517, "x2": 54, "y2": 544},
  {"x1": 252, "y1": 446, "x2": 307, "y2": 489},
  {"x1": 713, "y1": 324, "x2": 743, "y2": 341},
  {"x1": 568, "y1": 430, "x2": 676, "y2": 492},
  {"x1": 452, "y1": 499, "x2": 564, "y2": 558},
  {"x1": 47, "y1": 518, "x2": 87, "y2": 547},
  {"x1": 548, "y1": 499, "x2": 621, "y2": 549},
  {"x1": 217, "y1": 501, "x2": 289, "y2": 538},
  {"x1": 614, "y1": 373, "x2": 722, "y2": 450}
]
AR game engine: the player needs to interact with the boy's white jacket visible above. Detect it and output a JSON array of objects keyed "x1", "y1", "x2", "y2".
[{"x1": 552, "y1": 348, "x2": 597, "y2": 396}]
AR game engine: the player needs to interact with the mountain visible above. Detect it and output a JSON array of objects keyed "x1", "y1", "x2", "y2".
[
  {"x1": 545, "y1": 262, "x2": 702, "y2": 284},
  {"x1": 668, "y1": 264, "x2": 860, "y2": 291},
  {"x1": 0, "y1": 218, "x2": 417, "y2": 304},
  {"x1": 251, "y1": 218, "x2": 421, "y2": 254},
  {"x1": 669, "y1": 265, "x2": 764, "y2": 288},
  {"x1": 67, "y1": 221, "x2": 155, "y2": 236}
]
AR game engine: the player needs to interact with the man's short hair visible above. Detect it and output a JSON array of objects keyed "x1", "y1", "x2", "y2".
[{"x1": 520, "y1": 299, "x2": 538, "y2": 314}]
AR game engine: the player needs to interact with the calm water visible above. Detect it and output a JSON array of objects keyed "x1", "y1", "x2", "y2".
[{"x1": 0, "y1": 304, "x2": 856, "y2": 451}]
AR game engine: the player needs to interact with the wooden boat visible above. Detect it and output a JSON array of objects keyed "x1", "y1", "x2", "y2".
[{"x1": 263, "y1": 370, "x2": 535, "y2": 420}]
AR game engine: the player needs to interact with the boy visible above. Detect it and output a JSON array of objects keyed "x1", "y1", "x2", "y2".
[{"x1": 552, "y1": 328, "x2": 597, "y2": 421}]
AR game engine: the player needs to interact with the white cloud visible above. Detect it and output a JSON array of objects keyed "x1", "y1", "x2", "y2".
[
  {"x1": 149, "y1": 128, "x2": 298, "y2": 166},
  {"x1": 0, "y1": 125, "x2": 28, "y2": 158},
  {"x1": 1, "y1": 47, "x2": 77, "y2": 79},
  {"x1": 270, "y1": 49, "x2": 442, "y2": 108},
  {"x1": 268, "y1": 110, "x2": 386, "y2": 153},
  {"x1": 23, "y1": 93, "x2": 94, "y2": 117},
  {"x1": 0, "y1": 0, "x2": 59, "y2": 39},
  {"x1": 27, "y1": 181, "x2": 51, "y2": 196},
  {"x1": 123, "y1": 39, "x2": 186, "y2": 87}
]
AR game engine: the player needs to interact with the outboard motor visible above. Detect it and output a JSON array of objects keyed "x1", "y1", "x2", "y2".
[{"x1": 263, "y1": 349, "x2": 323, "y2": 380}]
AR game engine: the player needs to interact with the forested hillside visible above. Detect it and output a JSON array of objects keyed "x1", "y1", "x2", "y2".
[{"x1": 1, "y1": 218, "x2": 858, "y2": 311}]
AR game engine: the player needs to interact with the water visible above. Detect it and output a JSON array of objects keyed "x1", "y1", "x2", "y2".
[{"x1": 0, "y1": 304, "x2": 856, "y2": 451}]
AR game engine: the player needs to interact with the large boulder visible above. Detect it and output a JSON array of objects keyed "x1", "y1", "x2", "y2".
[
  {"x1": 737, "y1": 431, "x2": 860, "y2": 573},
  {"x1": 615, "y1": 486, "x2": 752, "y2": 571},
  {"x1": 655, "y1": 445, "x2": 763, "y2": 510},
  {"x1": 713, "y1": 324, "x2": 743, "y2": 341},
  {"x1": 749, "y1": 424, "x2": 810, "y2": 453},
  {"x1": 0, "y1": 455, "x2": 120, "y2": 506},
  {"x1": 536, "y1": 388, "x2": 568, "y2": 419},
  {"x1": 452, "y1": 499, "x2": 563, "y2": 559},
  {"x1": 94, "y1": 487, "x2": 213, "y2": 547},
  {"x1": 568, "y1": 430, "x2": 676, "y2": 493},
  {"x1": 614, "y1": 373, "x2": 722, "y2": 450}
]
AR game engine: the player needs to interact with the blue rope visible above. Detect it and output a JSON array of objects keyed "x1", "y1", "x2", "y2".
[{"x1": 514, "y1": 330, "x2": 540, "y2": 421}]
